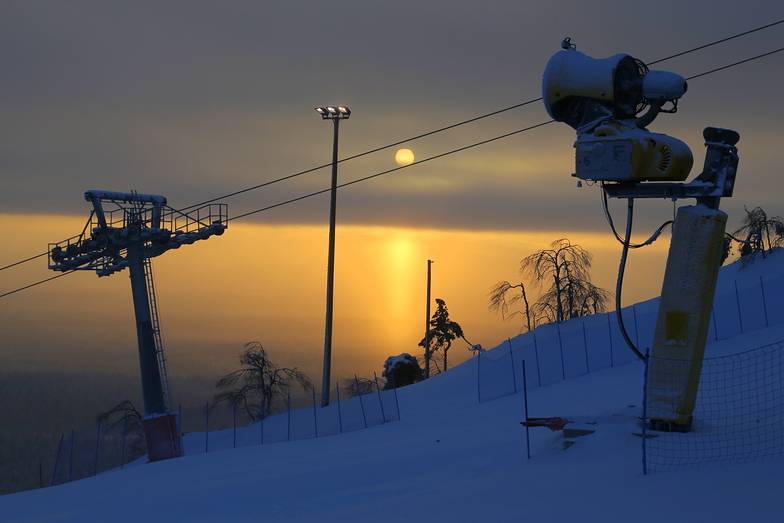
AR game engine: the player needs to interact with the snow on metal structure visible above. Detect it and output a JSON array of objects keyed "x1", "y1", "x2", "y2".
[
  {"x1": 543, "y1": 39, "x2": 741, "y2": 432},
  {"x1": 50, "y1": 191, "x2": 227, "y2": 277},
  {"x1": 48, "y1": 190, "x2": 227, "y2": 460}
]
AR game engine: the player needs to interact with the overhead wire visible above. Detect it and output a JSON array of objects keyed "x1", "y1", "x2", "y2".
[
  {"x1": 229, "y1": 121, "x2": 554, "y2": 222},
  {"x1": 647, "y1": 19, "x2": 784, "y2": 65},
  {"x1": 178, "y1": 97, "x2": 544, "y2": 213},
  {"x1": 684, "y1": 46, "x2": 784, "y2": 80},
  {"x1": 0, "y1": 252, "x2": 48, "y2": 272},
  {"x1": 177, "y1": 16, "x2": 784, "y2": 212},
  {"x1": 1, "y1": 21, "x2": 783, "y2": 297},
  {"x1": 4, "y1": 19, "x2": 784, "y2": 271},
  {"x1": 0, "y1": 271, "x2": 75, "y2": 299}
]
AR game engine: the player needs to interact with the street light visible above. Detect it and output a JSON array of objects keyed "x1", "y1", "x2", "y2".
[{"x1": 315, "y1": 105, "x2": 351, "y2": 407}]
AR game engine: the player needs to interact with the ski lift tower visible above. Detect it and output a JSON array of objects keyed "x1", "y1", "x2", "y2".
[
  {"x1": 542, "y1": 40, "x2": 740, "y2": 432},
  {"x1": 49, "y1": 190, "x2": 227, "y2": 460}
]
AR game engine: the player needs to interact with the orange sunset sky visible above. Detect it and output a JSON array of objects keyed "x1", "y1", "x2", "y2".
[{"x1": 2, "y1": 2, "x2": 783, "y2": 396}]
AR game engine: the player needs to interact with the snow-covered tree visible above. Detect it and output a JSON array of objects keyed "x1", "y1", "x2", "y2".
[{"x1": 382, "y1": 353, "x2": 424, "y2": 389}]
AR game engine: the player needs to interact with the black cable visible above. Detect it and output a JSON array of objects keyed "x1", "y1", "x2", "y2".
[
  {"x1": 3, "y1": 26, "x2": 784, "y2": 295},
  {"x1": 179, "y1": 98, "x2": 543, "y2": 213},
  {"x1": 0, "y1": 252, "x2": 48, "y2": 272},
  {"x1": 228, "y1": 121, "x2": 554, "y2": 222},
  {"x1": 4, "y1": 31, "x2": 784, "y2": 274},
  {"x1": 616, "y1": 199, "x2": 646, "y2": 361},
  {"x1": 0, "y1": 271, "x2": 75, "y2": 299},
  {"x1": 0, "y1": 122, "x2": 554, "y2": 298},
  {"x1": 601, "y1": 188, "x2": 673, "y2": 247},
  {"x1": 685, "y1": 46, "x2": 784, "y2": 81},
  {"x1": 648, "y1": 19, "x2": 784, "y2": 65}
]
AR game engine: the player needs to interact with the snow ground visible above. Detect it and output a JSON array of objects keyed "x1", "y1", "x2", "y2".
[{"x1": 2, "y1": 255, "x2": 784, "y2": 522}]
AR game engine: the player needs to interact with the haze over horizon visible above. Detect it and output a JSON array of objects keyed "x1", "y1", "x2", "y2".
[{"x1": 2, "y1": 1, "x2": 783, "y2": 385}]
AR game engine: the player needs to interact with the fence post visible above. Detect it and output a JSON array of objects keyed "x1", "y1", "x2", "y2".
[
  {"x1": 507, "y1": 338, "x2": 518, "y2": 393},
  {"x1": 68, "y1": 428, "x2": 74, "y2": 483},
  {"x1": 93, "y1": 423, "x2": 101, "y2": 477},
  {"x1": 312, "y1": 387, "x2": 318, "y2": 438},
  {"x1": 557, "y1": 323, "x2": 565, "y2": 379},
  {"x1": 760, "y1": 276, "x2": 770, "y2": 327},
  {"x1": 205, "y1": 401, "x2": 210, "y2": 454},
  {"x1": 607, "y1": 312, "x2": 615, "y2": 367},
  {"x1": 582, "y1": 323, "x2": 590, "y2": 373},
  {"x1": 522, "y1": 359, "x2": 530, "y2": 460},
  {"x1": 51, "y1": 434, "x2": 64, "y2": 486},
  {"x1": 477, "y1": 351, "x2": 482, "y2": 403},
  {"x1": 287, "y1": 393, "x2": 292, "y2": 442},
  {"x1": 121, "y1": 415, "x2": 127, "y2": 470},
  {"x1": 260, "y1": 398, "x2": 265, "y2": 445},
  {"x1": 735, "y1": 280, "x2": 744, "y2": 334},
  {"x1": 373, "y1": 372, "x2": 387, "y2": 423},
  {"x1": 355, "y1": 376, "x2": 368, "y2": 428},
  {"x1": 390, "y1": 372, "x2": 401, "y2": 421},
  {"x1": 178, "y1": 404, "x2": 182, "y2": 457},
  {"x1": 641, "y1": 349, "x2": 651, "y2": 475},
  {"x1": 336, "y1": 383, "x2": 344, "y2": 433},
  {"x1": 533, "y1": 331, "x2": 542, "y2": 385}
]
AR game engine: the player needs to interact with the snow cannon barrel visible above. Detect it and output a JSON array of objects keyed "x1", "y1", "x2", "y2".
[{"x1": 542, "y1": 43, "x2": 693, "y2": 182}]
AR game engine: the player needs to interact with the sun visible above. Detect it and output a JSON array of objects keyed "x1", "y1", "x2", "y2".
[{"x1": 395, "y1": 149, "x2": 415, "y2": 166}]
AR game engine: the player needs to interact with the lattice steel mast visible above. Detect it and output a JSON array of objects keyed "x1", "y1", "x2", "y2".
[{"x1": 49, "y1": 190, "x2": 227, "y2": 418}]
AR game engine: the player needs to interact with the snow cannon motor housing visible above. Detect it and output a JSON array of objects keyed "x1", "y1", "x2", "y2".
[{"x1": 574, "y1": 123, "x2": 694, "y2": 182}]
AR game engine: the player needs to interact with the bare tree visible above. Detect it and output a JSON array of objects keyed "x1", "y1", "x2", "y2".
[
  {"x1": 95, "y1": 400, "x2": 146, "y2": 463},
  {"x1": 488, "y1": 281, "x2": 534, "y2": 332},
  {"x1": 732, "y1": 206, "x2": 784, "y2": 267},
  {"x1": 490, "y1": 238, "x2": 612, "y2": 329},
  {"x1": 214, "y1": 342, "x2": 312, "y2": 421}
]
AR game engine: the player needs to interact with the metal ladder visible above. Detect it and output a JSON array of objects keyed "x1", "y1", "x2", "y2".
[{"x1": 144, "y1": 257, "x2": 172, "y2": 412}]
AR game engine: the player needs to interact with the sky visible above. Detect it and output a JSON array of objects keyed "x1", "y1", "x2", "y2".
[{"x1": 2, "y1": 2, "x2": 784, "y2": 390}]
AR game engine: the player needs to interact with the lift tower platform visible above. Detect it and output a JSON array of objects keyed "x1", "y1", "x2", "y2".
[{"x1": 49, "y1": 190, "x2": 227, "y2": 460}]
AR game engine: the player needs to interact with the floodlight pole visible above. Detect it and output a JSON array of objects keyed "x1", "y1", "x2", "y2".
[{"x1": 316, "y1": 106, "x2": 351, "y2": 407}]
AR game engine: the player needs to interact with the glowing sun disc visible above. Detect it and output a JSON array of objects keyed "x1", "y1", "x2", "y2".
[{"x1": 395, "y1": 149, "x2": 415, "y2": 166}]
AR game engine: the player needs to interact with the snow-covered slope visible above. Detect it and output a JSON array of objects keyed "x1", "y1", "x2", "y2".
[{"x1": 2, "y1": 254, "x2": 783, "y2": 522}]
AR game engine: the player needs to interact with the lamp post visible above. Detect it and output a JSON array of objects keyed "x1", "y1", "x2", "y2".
[{"x1": 315, "y1": 105, "x2": 351, "y2": 407}]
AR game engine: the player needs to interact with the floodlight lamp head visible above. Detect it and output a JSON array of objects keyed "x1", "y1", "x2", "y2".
[
  {"x1": 315, "y1": 105, "x2": 351, "y2": 120},
  {"x1": 542, "y1": 44, "x2": 686, "y2": 133}
]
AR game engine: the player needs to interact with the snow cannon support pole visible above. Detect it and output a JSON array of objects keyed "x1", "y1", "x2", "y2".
[{"x1": 645, "y1": 205, "x2": 727, "y2": 432}]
